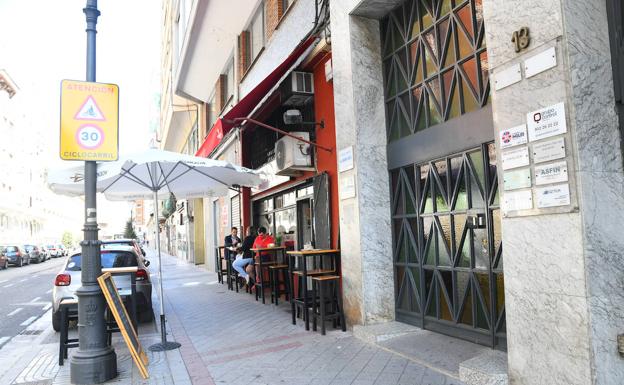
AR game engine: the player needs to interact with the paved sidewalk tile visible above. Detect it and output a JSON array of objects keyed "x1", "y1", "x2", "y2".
[
  {"x1": 152, "y1": 250, "x2": 465, "y2": 385},
  {"x1": 0, "y1": 249, "x2": 466, "y2": 385}
]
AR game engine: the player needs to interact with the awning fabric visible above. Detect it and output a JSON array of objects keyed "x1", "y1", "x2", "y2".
[{"x1": 195, "y1": 35, "x2": 317, "y2": 158}]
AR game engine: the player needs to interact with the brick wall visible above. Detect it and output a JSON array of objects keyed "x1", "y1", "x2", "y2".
[
  {"x1": 265, "y1": 0, "x2": 284, "y2": 41},
  {"x1": 238, "y1": 31, "x2": 250, "y2": 79},
  {"x1": 214, "y1": 74, "x2": 227, "y2": 113}
]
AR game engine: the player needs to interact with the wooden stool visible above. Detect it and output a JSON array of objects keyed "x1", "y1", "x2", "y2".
[
  {"x1": 227, "y1": 259, "x2": 240, "y2": 293},
  {"x1": 269, "y1": 264, "x2": 290, "y2": 306},
  {"x1": 291, "y1": 269, "x2": 335, "y2": 330},
  {"x1": 254, "y1": 261, "x2": 276, "y2": 304},
  {"x1": 311, "y1": 275, "x2": 346, "y2": 335},
  {"x1": 215, "y1": 247, "x2": 228, "y2": 285},
  {"x1": 58, "y1": 299, "x2": 79, "y2": 366}
]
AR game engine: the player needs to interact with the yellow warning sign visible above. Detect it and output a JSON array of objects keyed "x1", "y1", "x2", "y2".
[{"x1": 60, "y1": 79, "x2": 119, "y2": 161}]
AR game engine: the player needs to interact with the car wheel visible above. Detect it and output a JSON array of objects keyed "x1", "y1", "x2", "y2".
[
  {"x1": 52, "y1": 311, "x2": 61, "y2": 332},
  {"x1": 18, "y1": 258, "x2": 23, "y2": 267}
]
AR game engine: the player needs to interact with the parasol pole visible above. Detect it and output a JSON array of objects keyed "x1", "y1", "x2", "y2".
[{"x1": 149, "y1": 165, "x2": 181, "y2": 351}]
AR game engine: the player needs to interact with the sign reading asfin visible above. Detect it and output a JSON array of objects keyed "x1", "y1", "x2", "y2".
[{"x1": 60, "y1": 79, "x2": 119, "y2": 161}]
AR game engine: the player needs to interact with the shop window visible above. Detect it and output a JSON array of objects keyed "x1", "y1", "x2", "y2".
[{"x1": 381, "y1": 0, "x2": 489, "y2": 142}]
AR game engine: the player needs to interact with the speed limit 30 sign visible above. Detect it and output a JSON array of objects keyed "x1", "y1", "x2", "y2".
[{"x1": 60, "y1": 80, "x2": 118, "y2": 161}]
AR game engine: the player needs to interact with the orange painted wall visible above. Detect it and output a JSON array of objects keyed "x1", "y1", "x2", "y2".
[
  {"x1": 245, "y1": 52, "x2": 339, "y2": 248},
  {"x1": 312, "y1": 53, "x2": 339, "y2": 249}
]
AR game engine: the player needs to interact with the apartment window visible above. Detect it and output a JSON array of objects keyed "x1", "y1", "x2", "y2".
[
  {"x1": 207, "y1": 93, "x2": 217, "y2": 130},
  {"x1": 226, "y1": 60, "x2": 235, "y2": 103},
  {"x1": 250, "y1": 7, "x2": 264, "y2": 61},
  {"x1": 185, "y1": 123, "x2": 199, "y2": 155}
]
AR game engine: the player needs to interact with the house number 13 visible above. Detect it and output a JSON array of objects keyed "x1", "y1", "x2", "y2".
[{"x1": 511, "y1": 27, "x2": 530, "y2": 52}]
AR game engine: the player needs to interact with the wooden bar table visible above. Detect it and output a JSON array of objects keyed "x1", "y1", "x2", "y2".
[
  {"x1": 250, "y1": 246, "x2": 286, "y2": 304},
  {"x1": 286, "y1": 249, "x2": 340, "y2": 330}
]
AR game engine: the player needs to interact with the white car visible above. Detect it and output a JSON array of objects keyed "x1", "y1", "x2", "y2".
[{"x1": 51, "y1": 245, "x2": 153, "y2": 331}]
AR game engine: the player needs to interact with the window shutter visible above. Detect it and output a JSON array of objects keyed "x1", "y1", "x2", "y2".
[{"x1": 238, "y1": 31, "x2": 250, "y2": 77}]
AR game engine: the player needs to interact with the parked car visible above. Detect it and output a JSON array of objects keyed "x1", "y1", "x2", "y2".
[
  {"x1": 39, "y1": 245, "x2": 50, "y2": 261},
  {"x1": 46, "y1": 244, "x2": 61, "y2": 258},
  {"x1": 52, "y1": 245, "x2": 153, "y2": 331},
  {"x1": 0, "y1": 246, "x2": 8, "y2": 270},
  {"x1": 4, "y1": 245, "x2": 30, "y2": 267},
  {"x1": 24, "y1": 244, "x2": 45, "y2": 263},
  {"x1": 57, "y1": 244, "x2": 68, "y2": 257},
  {"x1": 101, "y1": 239, "x2": 146, "y2": 257}
]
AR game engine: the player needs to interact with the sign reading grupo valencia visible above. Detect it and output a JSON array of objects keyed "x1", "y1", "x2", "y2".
[{"x1": 527, "y1": 102, "x2": 567, "y2": 142}]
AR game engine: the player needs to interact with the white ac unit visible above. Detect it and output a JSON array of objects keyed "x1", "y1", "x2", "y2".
[
  {"x1": 281, "y1": 71, "x2": 314, "y2": 106},
  {"x1": 274, "y1": 132, "x2": 314, "y2": 176}
]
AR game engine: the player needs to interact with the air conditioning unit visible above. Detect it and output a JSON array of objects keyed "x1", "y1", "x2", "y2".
[
  {"x1": 281, "y1": 71, "x2": 314, "y2": 106},
  {"x1": 274, "y1": 132, "x2": 314, "y2": 176}
]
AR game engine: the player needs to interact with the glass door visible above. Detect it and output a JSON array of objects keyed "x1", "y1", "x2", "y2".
[
  {"x1": 391, "y1": 143, "x2": 504, "y2": 348},
  {"x1": 297, "y1": 198, "x2": 313, "y2": 250}
]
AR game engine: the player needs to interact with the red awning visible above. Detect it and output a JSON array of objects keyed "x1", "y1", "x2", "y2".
[{"x1": 195, "y1": 36, "x2": 317, "y2": 158}]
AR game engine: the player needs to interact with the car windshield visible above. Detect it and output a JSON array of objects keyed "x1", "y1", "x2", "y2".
[
  {"x1": 5, "y1": 246, "x2": 17, "y2": 252},
  {"x1": 66, "y1": 251, "x2": 138, "y2": 271},
  {"x1": 24, "y1": 245, "x2": 35, "y2": 252}
]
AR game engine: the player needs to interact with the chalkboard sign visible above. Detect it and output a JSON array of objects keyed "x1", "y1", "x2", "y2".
[{"x1": 98, "y1": 272, "x2": 149, "y2": 379}]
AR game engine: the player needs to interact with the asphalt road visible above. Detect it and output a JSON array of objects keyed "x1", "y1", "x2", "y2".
[{"x1": 0, "y1": 256, "x2": 66, "y2": 349}]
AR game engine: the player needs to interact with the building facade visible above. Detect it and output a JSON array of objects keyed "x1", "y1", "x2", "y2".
[{"x1": 161, "y1": 0, "x2": 624, "y2": 383}]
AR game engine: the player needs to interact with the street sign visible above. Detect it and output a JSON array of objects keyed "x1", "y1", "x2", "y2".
[{"x1": 60, "y1": 79, "x2": 118, "y2": 161}]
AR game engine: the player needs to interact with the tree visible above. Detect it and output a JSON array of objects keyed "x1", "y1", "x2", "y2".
[
  {"x1": 123, "y1": 219, "x2": 138, "y2": 239},
  {"x1": 61, "y1": 231, "x2": 73, "y2": 248}
]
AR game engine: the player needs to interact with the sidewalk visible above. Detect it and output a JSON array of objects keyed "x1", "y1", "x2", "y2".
[{"x1": 0, "y1": 249, "x2": 467, "y2": 385}]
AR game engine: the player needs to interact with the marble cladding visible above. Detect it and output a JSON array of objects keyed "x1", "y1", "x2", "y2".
[
  {"x1": 484, "y1": 0, "x2": 624, "y2": 383},
  {"x1": 481, "y1": 0, "x2": 563, "y2": 69},
  {"x1": 330, "y1": 0, "x2": 395, "y2": 326},
  {"x1": 562, "y1": 1, "x2": 624, "y2": 383}
]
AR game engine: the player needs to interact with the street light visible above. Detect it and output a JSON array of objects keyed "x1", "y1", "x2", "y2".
[{"x1": 70, "y1": 1, "x2": 117, "y2": 383}]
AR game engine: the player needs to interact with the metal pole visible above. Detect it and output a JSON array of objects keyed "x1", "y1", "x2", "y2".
[
  {"x1": 149, "y1": 170, "x2": 181, "y2": 351},
  {"x1": 71, "y1": 0, "x2": 117, "y2": 383}
]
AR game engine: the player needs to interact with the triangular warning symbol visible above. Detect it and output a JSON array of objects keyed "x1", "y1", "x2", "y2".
[{"x1": 74, "y1": 96, "x2": 105, "y2": 121}]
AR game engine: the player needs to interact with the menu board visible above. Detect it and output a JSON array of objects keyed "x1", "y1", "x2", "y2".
[{"x1": 98, "y1": 272, "x2": 149, "y2": 379}]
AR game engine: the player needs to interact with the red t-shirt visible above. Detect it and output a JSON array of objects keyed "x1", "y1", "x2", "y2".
[{"x1": 252, "y1": 234, "x2": 276, "y2": 258}]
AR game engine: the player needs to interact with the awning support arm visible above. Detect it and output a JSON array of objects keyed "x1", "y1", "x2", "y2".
[{"x1": 228, "y1": 117, "x2": 333, "y2": 153}]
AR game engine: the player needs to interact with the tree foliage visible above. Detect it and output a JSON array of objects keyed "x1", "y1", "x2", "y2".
[
  {"x1": 123, "y1": 219, "x2": 138, "y2": 239},
  {"x1": 61, "y1": 231, "x2": 73, "y2": 248}
]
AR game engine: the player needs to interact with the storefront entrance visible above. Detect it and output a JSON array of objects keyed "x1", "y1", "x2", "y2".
[
  {"x1": 380, "y1": 0, "x2": 504, "y2": 347},
  {"x1": 390, "y1": 144, "x2": 504, "y2": 347}
]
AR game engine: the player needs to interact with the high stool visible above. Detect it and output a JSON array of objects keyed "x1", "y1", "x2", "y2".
[
  {"x1": 58, "y1": 299, "x2": 79, "y2": 366},
  {"x1": 254, "y1": 261, "x2": 276, "y2": 304},
  {"x1": 215, "y1": 247, "x2": 228, "y2": 285},
  {"x1": 311, "y1": 275, "x2": 346, "y2": 335},
  {"x1": 291, "y1": 269, "x2": 335, "y2": 329},
  {"x1": 269, "y1": 264, "x2": 290, "y2": 305},
  {"x1": 227, "y1": 259, "x2": 240, "y2": 293}
]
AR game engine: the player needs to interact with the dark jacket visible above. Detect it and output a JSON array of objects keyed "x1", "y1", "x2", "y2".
[
  {"x1": 240, "y1": 235, "x2": 256, "y2": 259},
  {"x1": 224, "y1": 234, "x2": 241, "y2": 259}
]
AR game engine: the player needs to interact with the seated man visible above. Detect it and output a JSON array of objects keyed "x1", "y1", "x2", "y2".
[
  {"x1": 224, "y1": 227, "x2": 240, "y2": 261},
  {"x1": 245, "y1": 226, "x2": 276, "y2": 283},
  {"x1": 232, "y1": 227, "x2": 256, "y2": 284}
]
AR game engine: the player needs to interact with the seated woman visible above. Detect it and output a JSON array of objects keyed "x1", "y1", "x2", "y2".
[{"x1": 231, "y1": 227, "x2": 256, "y2": 284}]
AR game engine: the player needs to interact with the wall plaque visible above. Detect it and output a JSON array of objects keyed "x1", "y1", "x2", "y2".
[
  {"x1": 524, "y1": 46, "x2": 557, "y2": 78},
  {"x1": 501, "y1": 146, "x2": 530, "y2": 170},
  {"x1": 338, "y1": 146, "x2": 354, "y2": 172},
  {"x1": 536, "y1": 183, "x2": 570, "y2": 208},
  {"x1": 532, "y1": 137, "x2": 565, "y2": 164},
  {"x1": 535, "y1": 160, "x2": 568, "y2": 185},
  {"x1": 527, "y1": 102, "x2": 567, "y2": 142},
  {"x1": 502, "y1": 189, "x2": 533, "y2": 212},
  {"x1": 500, "y1": 124, "x2": 527, "y2": 149},
  {"x1": 503, "y1": 168, "x2": 531, "y2": 190},
  {"x1": 494, "y1": 64, "x2": 522, "y2": 91}
]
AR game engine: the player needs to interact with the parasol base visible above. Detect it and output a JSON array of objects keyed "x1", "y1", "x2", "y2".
[{"x1": 148, "y1": 341, "x2": 181, "y2": 351}]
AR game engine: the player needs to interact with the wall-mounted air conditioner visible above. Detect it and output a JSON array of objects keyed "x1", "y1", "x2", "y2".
[
  {"x1": 274, "y1": 132, "x2": 314, "y2": 176},
  {"x1": 281, "y1": 71, "x2": 314, "y2": 106}
]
